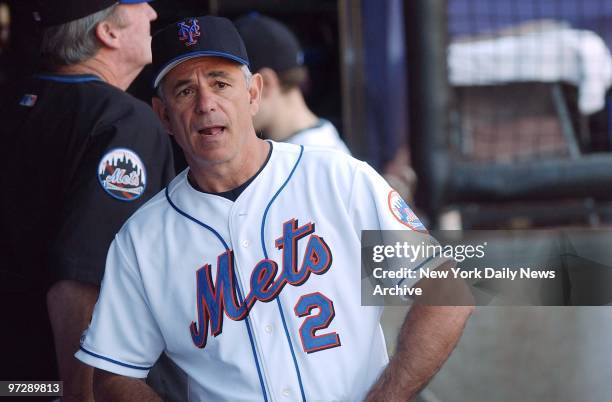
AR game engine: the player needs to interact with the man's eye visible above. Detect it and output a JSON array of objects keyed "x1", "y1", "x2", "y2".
[
  {"x1": 177, "y1": 88, "x2": 194, "y2": 97},
  {"x1": 215, "y1": 81, "x2": 229, "y2": 89}
]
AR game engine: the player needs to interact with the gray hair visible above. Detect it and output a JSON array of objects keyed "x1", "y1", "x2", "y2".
[
  {"x1": 40, "y1": 4, "x2": 123, "y2": 67},
  {"x1": 156, "y1": 64, "x2": 254, "y2": 102},
  {"x1": 242, "y1": 64, "x2": 253, "y2": 87}
]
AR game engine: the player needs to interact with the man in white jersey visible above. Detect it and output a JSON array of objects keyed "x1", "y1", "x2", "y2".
[
  {"x1": 76, "y1": 15, "x2": 473, "y2": 402},
  {"x1": 234, "y1": 13, "x2": 350, "y2": 154}
]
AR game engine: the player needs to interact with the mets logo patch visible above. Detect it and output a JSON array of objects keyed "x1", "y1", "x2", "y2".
[
  {"x1": 97, "y1": 148, "x2": 146, "y2": 202},
  {"x1": 19, "y1": 94, "x2": 38, "y2": 107},
  {"x1": 387, "y1": 190, "x2": 426, "y2": 232},
  {"x1": 178, "y1": 18, "x2": 201, "y2": 47}
]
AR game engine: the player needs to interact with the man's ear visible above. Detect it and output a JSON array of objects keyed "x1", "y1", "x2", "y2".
[
  {"x1": 152, "y1": 97, "x2": 173, "y2": 136},
  {"x1": 257, "y1": 67, "x2": 280, "y2": 99},
  {"x1": 248, "y1": 73, "x2": 264, "y2": 116},
  {"x1": 95, "y1": 20, "x2": 121, "y2": 49}
]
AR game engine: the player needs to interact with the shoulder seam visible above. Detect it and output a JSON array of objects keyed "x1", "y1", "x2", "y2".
[
  {"x1": 113, "y1": 235, "x2": 141, "y2": 278},
  {"x1": 112, "y1": 233, "x2": 169, "y2": 351},
  {"x1": 346, "y1": 160, "x2": 367, "y2": 213}
]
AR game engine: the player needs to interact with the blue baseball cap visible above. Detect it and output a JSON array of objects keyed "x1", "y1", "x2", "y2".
[
  {"x1": 152, "y1": 16, "x2": 250, "y2": 89},
  {"x1": 37, "y1": 0, "x2": 153, "y2": 27}
]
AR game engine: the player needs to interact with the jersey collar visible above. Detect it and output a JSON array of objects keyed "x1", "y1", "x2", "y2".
[
  {"x1": 35, "y1": 73, "x2": 104, "y2": 83},
  {"x1": 187, "y1": 141, "x2": 274, "y2": 201}
]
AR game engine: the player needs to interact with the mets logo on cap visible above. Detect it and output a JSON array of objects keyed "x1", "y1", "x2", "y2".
[
  {"x1": 388, "y1": 190, "x2": 427, "y2": 232},
  {"x1": 178, "y1": 18, "x2": 201, "y2": 47},
  {"x1": 97, "y1": 148, "x2": 146, "y2": 202}
]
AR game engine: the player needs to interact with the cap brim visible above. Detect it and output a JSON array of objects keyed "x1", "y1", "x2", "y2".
[
  {"x1": 119, "y1": 0, "x2": 154, "y2": 4},
  {"x1": 153, "y1": 51, "x2": 249, "y2": 88}
]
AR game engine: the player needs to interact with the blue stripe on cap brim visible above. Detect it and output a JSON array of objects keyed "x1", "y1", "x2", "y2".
[
  {"x1": 119, "y1": 0, "x2": 154, "y2": 4},
  {"x1": 153, "y1": 51, "x2": 250, "y2": 88}
]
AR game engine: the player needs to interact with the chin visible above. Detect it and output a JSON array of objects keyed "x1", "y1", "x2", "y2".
[{"x1": 193, "y1": 149, "x2": 235, "y2": 165}]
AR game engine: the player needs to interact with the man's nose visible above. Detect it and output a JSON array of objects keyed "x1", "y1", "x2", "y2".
[
  {"x1": 146, "y1": 3, "x2": 158, "y2": 21},
  {"x1": 195, "y1": 90, "x2": 216, "y2": 114}
]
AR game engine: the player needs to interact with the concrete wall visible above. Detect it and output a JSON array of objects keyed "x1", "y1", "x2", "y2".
[{"x1": 381, "y1": 306, "x2": 612, "y2": 402}]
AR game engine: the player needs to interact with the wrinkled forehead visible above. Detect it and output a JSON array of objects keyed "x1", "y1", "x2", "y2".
[{"x1": 161, "y1": 56, "x2": 245, "y2": 87}]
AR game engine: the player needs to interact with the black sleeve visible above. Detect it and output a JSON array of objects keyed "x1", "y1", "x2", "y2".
[{"x1": 49, "y1": 100, "x2": 175, "y2": 285}]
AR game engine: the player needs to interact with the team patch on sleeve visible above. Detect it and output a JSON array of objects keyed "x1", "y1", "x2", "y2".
[
  {"x1": 387, "y1": 190, "x2": 426, "y2": 232},
  {"x1": 19, "y1": 94, "x2": 38, "y2": 107},
  {"x1": 97, "y1": 148, "x2": 147, "y2": 201}
]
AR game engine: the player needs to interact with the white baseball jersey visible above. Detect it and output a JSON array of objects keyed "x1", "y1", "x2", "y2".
[
  {"x1": 76, "y1": 141, "x2": 437, "y2": 402},
  {"x1": 285, "y1": 119, "x2": 351, "y2": 155}
]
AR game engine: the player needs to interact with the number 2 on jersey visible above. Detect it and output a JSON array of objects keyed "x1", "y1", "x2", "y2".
[{"x1": 294, "y1": 292, "x2": 341, "y2": 353}]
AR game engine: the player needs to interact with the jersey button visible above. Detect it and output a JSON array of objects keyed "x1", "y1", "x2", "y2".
[
  {"x1": 281, "y1": 388, "x2": 291, "y2": 397},
  {"x1": 241, "y1": 239, "x2": 250, "y2": 248},
  {"x1": 265, "y1": 324, "x2": 273, "y2": 334}
]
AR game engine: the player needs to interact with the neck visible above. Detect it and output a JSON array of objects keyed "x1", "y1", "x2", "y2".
[
  {"x1": 189, "y1": 137, "x2": 270, "y2": 193},
  {"x1": 55, "y1": 53, "x2": 144, "y2": 91},
  {"x1": 265, "y1": 89, "x2": 319, "y2": 142}
]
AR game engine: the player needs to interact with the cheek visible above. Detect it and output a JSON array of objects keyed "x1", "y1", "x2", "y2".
[
  {"x1": 231, "y1": 95, "x2": 257, "y2": 119},
  {"x1": 168, "y1": 111, "x2": 190, "y2": 138}
]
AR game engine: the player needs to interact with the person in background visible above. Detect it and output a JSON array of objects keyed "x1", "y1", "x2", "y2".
[
  {"x1": 235, "y1": 13, "x2": 421, "y2": 209},
  {"x1": 0, "y1": 1, "x2": 174, "y2": 400},
  {"x1": 235, "y1": 13, "x2": 350, "y2": 154}
]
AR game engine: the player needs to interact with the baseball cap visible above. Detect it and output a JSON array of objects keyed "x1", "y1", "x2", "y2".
[
  {"x1": 152, "y1": 16, "x2": 249, "y2": 89},
  {"x1": 234, "y1": 13, "x2": 304, "y2": 73},
  {"x1": 36, "y1": 0, "x2": 153, "y2": 27}
]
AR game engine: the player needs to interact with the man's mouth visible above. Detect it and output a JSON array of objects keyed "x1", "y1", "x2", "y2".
[{"x1": 198, "y1": 126, "x2": 225, "y2": 136}]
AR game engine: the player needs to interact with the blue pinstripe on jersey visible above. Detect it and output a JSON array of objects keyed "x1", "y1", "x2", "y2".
[
  {"x1": 260, "y1": 145, "x2": 307, "y2": 402},
  {"x1": 165, "y1": 186, "x2": 269, "y2": 402}
]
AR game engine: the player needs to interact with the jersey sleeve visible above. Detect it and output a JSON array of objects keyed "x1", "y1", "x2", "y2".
[
  {"x1": 75, "y1": 234, "x2": 164, "y2": 378},
  {"x1": 49, "y1": 101, "x2": 175, "y2": 285},
  {"x1": 348, "y1": 161, "x2": 448, "y2": 288}
]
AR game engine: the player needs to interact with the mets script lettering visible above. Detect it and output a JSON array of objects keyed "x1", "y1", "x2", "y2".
[
  {"x1": 190, "y1": 219, "x2": 332, "y2": 348},
  {"x1": 105, "y1": 169, "x2": 140, "y2": 186}
]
